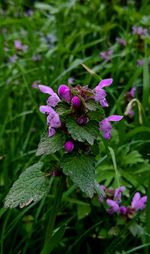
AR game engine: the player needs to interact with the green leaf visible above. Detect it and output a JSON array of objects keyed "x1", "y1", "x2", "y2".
[
  {"x1": 77, "y1": 203, "x2": 91, "y2": 220},
  {"x1": 55, "y1": 102, "x2": 71, "y2": 116},
  {"x1": 4, "y1": 162, "x2": 49, "y2": 208},
  {"x1": 61, "y1": 154, "x2": 96, "y2": 197},
  {"x1": 66, "y1": 117, "x2": 99, "y2": 145},
  {"x1": 85, "y1": 100, "x2": 98, "y2": 111},
  {"x1": 36, "y1": 132, "x2": 65, "y2": 156},
  {"x1": 121, "y1": 150, "x2": 144, "y2": 166}
]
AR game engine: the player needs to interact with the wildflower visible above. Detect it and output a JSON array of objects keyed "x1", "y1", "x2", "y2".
[
  {"x1": 116, "y1": 37, "x2": 126, "y2": 46},
  {"x1": 9, "y1": 54, "x2": 17, "y2": 63},
  {"x1": 99, "y1": 115, "x2": 123, "y2": 140},
  {"x1": 125, "y1": 87, "x2": 136, "y2": 102},
  {"x1": 71, "y1": 96, "x2": 81, "y2": 108},
  {"x1": 131, "y1": 192, "x2": 147, "y2": 211},
  {"x1": 68, "y1": 77, "x2": 74, "y2": 84},
  {"x1": 119, "y1": 206, "x2": 127, "y2": 215},
  {"x1": 39, "y1": 85, "x2": 60, "y2": 107},
  {"x1": 114, "y1": 186, "x2": 126, "y2": 204},
  {"x1": 40, "y1": 105, "x2": 61, "y2": 137},
  {"x1": 77, "y1": 115, "x2": 89, "y2": 125},
  {"x1": 100, "y1": 49, "x2": 113, "y2": 61},
  {"x1": 106, "y1": 199, "x2": 120, "y2": 214},
  {"x1": 64, "y1": 140, "x2": 74, "y2": 153},
  {"x1": 94, "y1": 79, "x2": 113, "y2": 107},
  {"x1": 132, "y1": 26, "x2": 148, "y2": 37},
  {"x1": 14, "y1": 40, "x2": 28, "y2": 52},
  {"x1": 137, "y1": 59, "x2": 144, "y2": 66},
  {"x1": 58, "y1": 84, "x2": 72, "y2": 103},
  {"x1": 32, "y1": 80, "x2": 41, "y2": 89}
]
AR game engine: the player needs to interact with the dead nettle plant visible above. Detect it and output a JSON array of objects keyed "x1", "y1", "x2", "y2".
[{"x1": 4, "y1": 67, "x2": 147, "y2": 253}]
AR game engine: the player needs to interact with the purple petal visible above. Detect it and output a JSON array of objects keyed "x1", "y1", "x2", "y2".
[
  {"x1": 106, "y1": 199, "x2": 120, "y2": 212},
  {"x1": 106, "y1": 115, "x2": 123, "y2": 122},
  {"x1": 39, "y1": 85, "x2": 55, "y2": 95},
  {"x1": 39, "y1": 105, "x2": 55, "y2": 115},
  {"x1": 48, "y1": 127, "x2": 56, "y2": 137},
  {"x1": 47, "y1": 94, "x2": 60, "y2": 107},
  {"x1": 97, "y1": 78, "x2": 113, "y2": 89},
  {"x1": 120, "y1": 206, "x2": 127, "y2": 215},
  {"x1": 131, "y1": 192, "x2": 141, "y2": 209},
  {"x1": 137, "y1": 196, "x2": 147, "y2": 210}
]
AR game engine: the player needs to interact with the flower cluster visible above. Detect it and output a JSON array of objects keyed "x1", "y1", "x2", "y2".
[
  {"x1": 38, "y1": 79, "x2": 123, "y2": 152},
  {"x1": 99, "y1": 185, "x2": 147, "y2": 218}
]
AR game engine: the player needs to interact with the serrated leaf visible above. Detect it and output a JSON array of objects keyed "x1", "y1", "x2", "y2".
[
  {"x1": 66, "y1": 117, "x2": 99, "y2": 145},
  {"x1": 36, "y1": 132, "x2": 65, "y2": 156},
  {"x1": 4, "y1": 162, "x2": 49, "y2": 208},
  {"x1": 55, "y1": 102, "x2": 71, "y2": 116},
  {"x1": 122, "y1": 150, "x2": 144, "y2": 166},
  {"x1": 61, "y1": 154, "x2": 96, "y2": 197}
]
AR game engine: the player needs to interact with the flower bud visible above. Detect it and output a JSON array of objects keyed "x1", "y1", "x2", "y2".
[
  {"x1": 64, "y1": 140, "x2": 74, "y2": 153},
  {"x1": 77, "y1": 115, "x2": 89, "y2": 125},
  {"x1": 58, "y1": 84, "x2": 72, "y2": 103},
  {"x1": 71, "y1": 96, "x2": 81, "y2": 108}
]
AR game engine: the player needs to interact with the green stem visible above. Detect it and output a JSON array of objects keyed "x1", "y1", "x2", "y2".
[{"x1": 41, "y1": 176, "x2": 65, "y2": 254}]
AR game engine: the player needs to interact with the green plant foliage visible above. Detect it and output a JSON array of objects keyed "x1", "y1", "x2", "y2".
[
  {"x1": 61, "y1": 154, "x2": 96, "y2": 197},
  {"x1": 66, "y1": 117, "x2": 99, "y2": 145},
  {"x1": 4, "y1": 162, "x2": 49, "y2": 208},
  {"x1": 36, "y1": 132, "x2": 65, "y2": 156}
]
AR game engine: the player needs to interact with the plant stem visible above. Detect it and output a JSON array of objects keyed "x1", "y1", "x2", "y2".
[{"x1": 41, "y1": 175, "x2": 65, "y2": 254}]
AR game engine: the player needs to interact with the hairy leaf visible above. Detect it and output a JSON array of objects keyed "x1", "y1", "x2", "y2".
[
  {"x1": 61, "y1": 154, "x2": 96, "y2": 197},
  {"x1": 4, "y1": 162, "x2": 49, "y2": 208},
  {"x1": 66, "y1": 117, "x2": 99, "y2": 145},
  {"x1": 36, "y1": 132, "x2": 65, "y2": 156}
]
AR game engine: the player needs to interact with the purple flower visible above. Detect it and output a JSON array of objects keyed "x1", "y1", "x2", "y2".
[
  {"x1": 116, "y1": 37, "x2": 126, "y2": 47},
  {"x1": 40, "y1": 105, "x2": 61, "y2": 137},
  {"x1": 14, "y1": 40, "x2": 28, "y2": 52},
  {"x1": 39, "y1": 85, "x2": 60, "y2": 107},
  {"x1": 68, "y1": 77, "x2": 74, "y2": 85},
  {"x1": 58, "y1": 84, "x2": 72, "y2": 103},
  {"x1": 114, "y1": 186, "x2": 126, "y2": 204},
  {"x1": 71, "y1": 96, "x2": 81, "y2": 108},
  {"x1": 32, "y1": 80, "x2": 41, "y2": 89},
  {"x1": 131, "y1": 192, "x2": 147, "y2": 211},
  {"x1": 9, "y1": 54, "x2": 17, "y2": 63},
  {"x1": 106, "y1": 199, "x2": 120, "y2": 214},
  {"x1": 137, "y1": 59, "x2": 144, "y2": 66},
  {"x1": 94, "y1": 79, "x2": 113, "y2": 107},
  {"x1": 100, "y1": 49, "x2": 113, "y2": 61},
  {"x1": 132, "y1": 26, "x2": 148, "y2": 37},
  {"x1": 64, "y1": 140, "x2": 74, "y2": 153},
  {"x1": 99, "y1": 115, "x2": 123, "y2": 140}
]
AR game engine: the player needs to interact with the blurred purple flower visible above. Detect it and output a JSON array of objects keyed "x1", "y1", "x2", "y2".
[
  {"x1": 131, "y1": 192, "x2": 147, "y2": 211},
  {"x1": 64, "y1": 140, "x2": 74, "y2": 153},
  {"x1": 106, "y1": 199, "x2": 120, "y2": 214},
  {"x1": 32, "y1": 54, "x2": 42, "y2": 62},
  {"x1": 9, "y1": 54, "x2": 17, "y2": 63},
  {"x1": 99, "y1": 115, "x2": 123, "y2": 140},
  {"x1": 39, "y1": 85, "x2": 61, "y2": 107},
  {"x1": 94, "y1": 79, "x2": 113, "y2": 107},
  {"x1": 120, "y1": 206, "x2": 127, "y2": 215},
  {"x1": 14, "y1": 40, "x2": 28, "y2": 52},
  {"x1": 137, "y1": 59, "x2": 144, "y2": 66},
  {"x1": 100, "y1": 49, "x2": 113, "y2": 61},
  {"x1": 32, "y1": 80, "x2": 41, "y2": 89},
  {"x1": 116, "y1": 37, "x2": 126, "y2": 46},
  {"x1": 132, "y1": 26, "x2": 148, "y2": 37},
  {"x1": 77, "y1": 115, "x2": 89, "y2": 125},
  {"x1": 68, "y1": 77, "x2": 74, "y2": 85}
]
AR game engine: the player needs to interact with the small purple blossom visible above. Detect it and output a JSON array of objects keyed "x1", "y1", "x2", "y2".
[
  {"x1": 99, "y1": 115, "x2": 123, "y2": 140},
  {"x1": 9, "y1": 54, "x2": 17, "y2": 63},
  {"x1": 14, "y1": 40, "x2": 28, "y2": 52},
  {"x1": 94, "y1": 78, "x2": 113, "y2": 107},
  {"x1": 106, "y1": 199, "x2": 120, "y2": 214},
  {"x1": 132, "y1": 26, "x2": 148, "y2": 37},
  {"x1": 120, "y1": 206, "x2": 127, "y2": 215},
  {"x1": 58, "y1": 84, "x2": 72, "y2": 103},
  {"x1": 114, "y1": 186, "x2": 126, "y2": 204},
  {"x1": 64, "y1": 140, "x2": 74, "y2": 153},
  {"x1": 100, "y1": 49, "x2": 113, "y2": 61},
  {"x1": 116, "y1": 37, "x2": 126, "y2": 46},
  {"x1": 71, "y1": 96, "x2": 81, "y2": 108},
  {"x1": 39, "y1": 85, "x2": 60, "y2": 107},
  {"x1": 77, "y1": 115, "x2": 89, "y2": 125},
  {"x1": 68, "y1": 77, "x2": 74, "y2": 85},
  {"x1": 137, "y1": 59, "x2": 144, "y2": 66},
  {"x1": 32, "y1": 80, "x2": 41, "y2": 89},
  {"x1": 131, "y1": 192, "x2": 147, "y2": 211}
]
